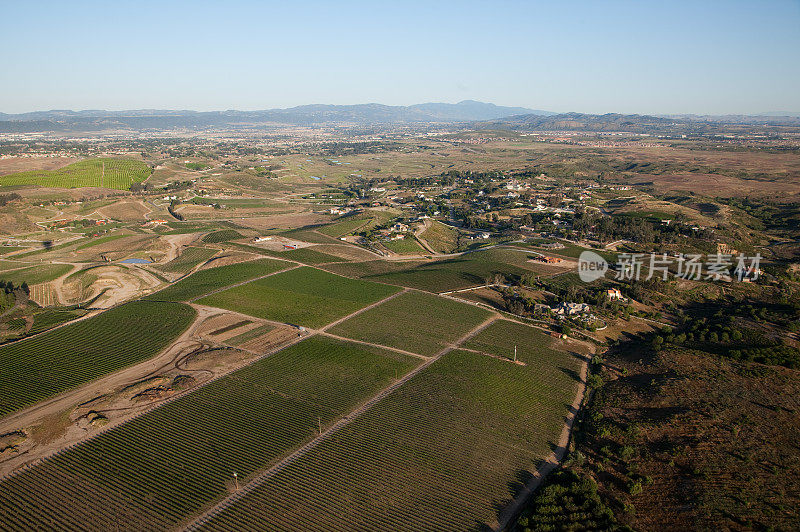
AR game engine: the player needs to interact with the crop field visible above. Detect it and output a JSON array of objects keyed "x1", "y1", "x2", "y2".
[
  {"x1": 198, "y1": 267, "x2": 399, "y2": 328},
  {"x1": 0, "y1": 158, "x2": 151, "y2": 190},
  {"x1": 73, "y1": 233, "x2": 127, "y2": 251},
  {"x1": 382, "y1": 236, "x2": 426, "y2": 255},
  {"x1": 0, "y1": 301, "x2": 195, "y2": 418},
  {"x1": 277, "y1": 247, "x2": 348, "y2": 264},
  {"x1": 28, "y1": 308, "x2": 87, "y2": 335},
  {"x1": 0, "y1": 337, "x2": 419, "y2": 531},
  {"x1": 200, "y1": 344, "x2": 583, "y2": 531},
  {"x1": 518, "y1": 240, "x2": 617, "y2": 263},
  {"x1": 202, "y1": 229, "x2": 244, "y2": 243},
  {"x1": 463, "y1": 318, "x2": 577, "y2": 363},
  {"x1": 226, "y1": 323, "x2": 275, "y2": 346},
  {"x1": 325, "y1": 248, "x2": 545, "y2": 292},
  {"x1": 278, "y1": 228, "x2": 343, "y2": 244},
  {"x1": 27, "y1": 282, "x2": 57, "y2": 307},
  {"x1": 229, "y1": 243, "x2": 346, "y2": 265},
  {"x1": 316, "y1": 217, "x2": 370, "y2": 238},
  {"x1": 329, "y1": 291, "x2": 492, "y2": 356},
  {"x1": 0, "y1": 246, "x2": 27, "y2": 255},
  {"x1": 155, "y1": 246, "x2": 218, "y2": 274},
  {"x1": 0, "y1": 263, "x2": 72, "y2": 286},
  {"x1": 146, "y1": 258, "x2": 288, "y2": 301},
  {"x1": 420, "y1": 220, "x2": 459, "y2": 253}
]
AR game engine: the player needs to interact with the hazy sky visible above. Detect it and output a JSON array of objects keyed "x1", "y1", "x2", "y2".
[{"x1": 2, "y1": 0, "x2": 799, "y2": 115}]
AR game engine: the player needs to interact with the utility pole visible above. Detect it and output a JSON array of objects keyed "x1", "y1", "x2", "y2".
[
  {"x1": 514, "y1": 345, "x2": 517, "y2": 363},
  {"x1": 232, "y1": 471, "x2": 239, "y2": 491},
  {"x1": 318, "y1": 416, "x2": 322, "y2": 435}
]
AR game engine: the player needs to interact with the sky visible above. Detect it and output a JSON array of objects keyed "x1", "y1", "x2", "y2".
[{"x1": 1, "y1": 0, "x2": 799, "y2": 115}]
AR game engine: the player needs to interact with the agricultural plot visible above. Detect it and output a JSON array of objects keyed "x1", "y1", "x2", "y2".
[
  {"x1": 326, "y1": 248, "x2": 545, "y2": 292},
  {"x1": 155, "y1": 246, "x2": 217, "y2": 274},
  {"x1": 226, "y1": 323, "x2": 275, "y2": 346},
  {"x1": 202, "y1": 229, "x2": 244, "y2": 243},
  {"x1": 0, "y1": 158, "x2": 151, "y2": 190},
  {"x1": 382, "y1": 236, "x2": 426, "y2": 255},
  {"x1": 229, "y1": 243, "x2": 346, "y2": 265},
  {"x1": 518, "y1": 240, "x2": 617, "y2": 263},
  {"x1": 329, "y1": 290, "x2": 491, "y2": 356},
  {"x1": 146, "y1": 258, "x2": 288, "y2": 301},
  {"x1": 0, "y1": 246, "x2": 27, "y2": 255},
  {"x1": 316, "y1": 217, "x2": 370, "y2": 238},
  {"x1": 28, "y1": 308, "x2": 87, "y2": 335},
  {"x1": 0, "y1": 337, "x2": 419, "y2": 531},
  {"x1": 201, "y1": 343, "x2": 584, "y2": 531},
  {"x1": 197, "y1": 266, "x2": 399, "y2": 328},
  {"x1": 0, "y1": 263, "x2": 72, "y2": 286},
  {"x1": 278, "y1": 228, "x2": 342, "y2": 244},
  {"x1": 0, "y1": 301, "x2": 195, "y2": 418},
  {"x1": 278, "y1": 247, "x2": 347, "y2": 264},
  {"x1": 27, "y1": 283, "x2": 57, "y2": 307},
  {"x1": 73, "y1": 233, "x2": 126, "y2": 251},
  {"x1": 420, "y1": 220, "x2": 459, "y2": 253}
]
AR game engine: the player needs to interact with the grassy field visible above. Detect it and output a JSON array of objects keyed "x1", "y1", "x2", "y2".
[
  {"x1": 329, "y1": 290, "x2": 492, "y2": 356},
  {"x1": 325, "y1": 248, "x2": 545, "y2": 292},
  {"x1": 420, "y1": 220, "x2": 459, "y2": 253},
  {"x1": 146, "y1": 258, "x2": 288, "y2": 301},
  {"x1": 0, "y1": 336, "x2": 419, "y2": 531},
  {"x1": 0, "y1": 301, "x2": 195, "y2": 418},
  {"x1": 155, "y1": 246, "x2": 217, "y2": 274},
  {"x1": 197, "y1": 266, "x2": 400, "y2": 328},
  {"x1": 0, "y1": 158, "x2": 151, "y2": 190},
  {"x1": 0, "y1": 263, "x2": 72, "y2": 285},
  {"x1": 201, "y1": 342, "x2": 583, "y2": 531}
]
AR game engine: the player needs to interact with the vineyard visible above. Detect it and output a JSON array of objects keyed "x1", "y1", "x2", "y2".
[
  {"x1": 202, "y1": 230, "x2": 243, "y2": 243},
  {"x1": 329, "y1": 290, "x2": 491, "y2": 356},
  {"x1": 381, "y1": 236, "x2": 426, "y2": 255},
  {"x1": 419, "y1": 220, "x2": 459, "y2": 253},
  {"x1": 199, "y1": 342, "x2": 583, "y2": 531},
  {"x1": 0, "y1": 301, "x2": 195, "y2": 418},
  {"x1": 0, "y1": 263, "x2": 72, "y2": 286},
  {"x1": 146, "y1": 258, "x2": 288, "y2": 301},
  {"x1": 325, "y1": 247, "x2": 545, "y2": 292},
  {"x1": 155, "y1": 246, "x2": 217, "y2": 274},
  {"x1": 0, "y1": 337, "x2": 419, "y2": 530},
  {"x1": 235, "y1": 243, "x2": 347, "y2": 265},
  {"x1": 28, "y1": 308, "x2": 87, "y2": 335},
  {"x1": 197, "y1": 266, "x2": 399, "y2": 328},
  {"x1": 0, "y1": 158, "x2": 151, "y2": 190}
]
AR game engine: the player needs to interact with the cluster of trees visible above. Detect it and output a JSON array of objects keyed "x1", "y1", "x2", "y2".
[
  {"x1": 571, "y1": 208, "x2": 713, "y2": 245},
  {"x1": 515, "y1": 470, "x2": 621, "y2": 531},
  {"x1": 167, "y1": 200, "x2": 183, "y2": 221},
  {"x1": 0, "y1": 280, "x2": 28, "y2": 314},
  {"x1": 654, "y1": 312, "x2": 800, "y2": 369},
  {"x1": 0, "y1": 193, "x2": 21, "y2": 206}
]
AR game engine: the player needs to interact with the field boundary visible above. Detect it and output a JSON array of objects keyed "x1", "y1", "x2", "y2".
[
  {"x1": 182, "y1": 314, "x2": 499, "y2": 531},
  {"x1": 490, "y1": 341, "x2": 592, "y2": 531},
  {"x1": 0, "y1": 329, "x2": 311, "y2": 483}
]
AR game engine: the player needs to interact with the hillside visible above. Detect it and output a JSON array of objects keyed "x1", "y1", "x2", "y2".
[{"x1": 0, "y1": 101, "x2": 551, "y2": 132}]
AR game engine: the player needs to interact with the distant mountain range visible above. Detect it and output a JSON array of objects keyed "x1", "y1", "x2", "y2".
[
  {"x1": 476, "y1": 112, "x2": 800, "y2": 135},
  {"x1": 0, "y1": 102, "x2": 798, "y2": 134},
  {"x1": 0, "y1": 101, "x2": 553, "y2": 132}
]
